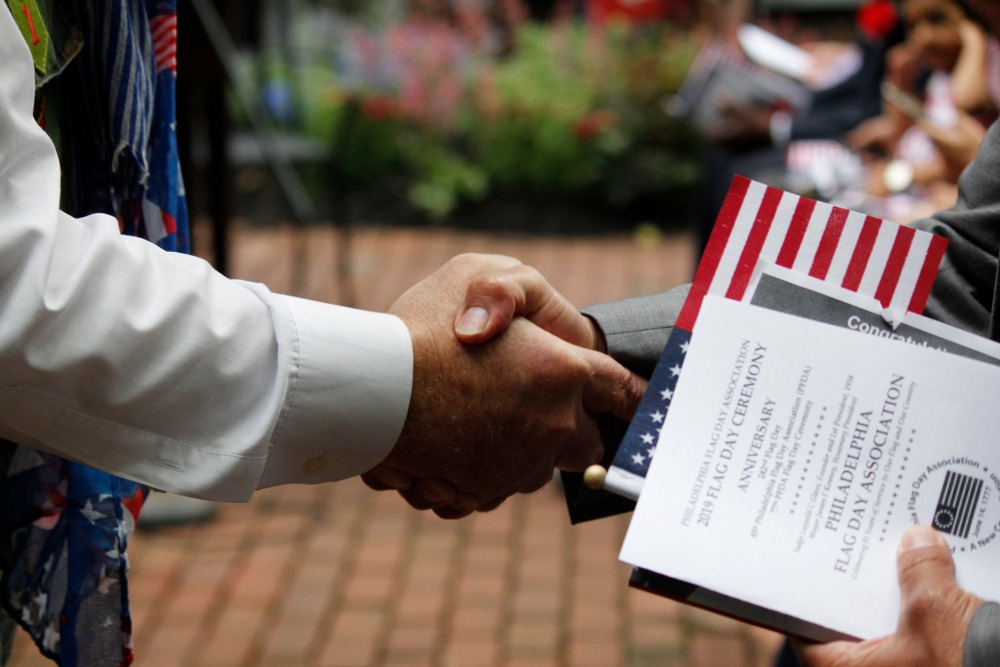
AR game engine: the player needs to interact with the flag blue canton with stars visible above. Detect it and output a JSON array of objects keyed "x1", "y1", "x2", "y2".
[{"x1": 610, "y1": 328, "x2": 692, "y2": 483}]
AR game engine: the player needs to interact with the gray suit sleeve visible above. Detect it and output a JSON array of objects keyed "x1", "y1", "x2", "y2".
[
  {"x1": 965, "y1": 603, "x2": 1000, "y2": 667},
  {"x1": 912, "y1": 121, "x2": 1000, "y2": 338},
  {"x1": 582, "y1": 284, "x2": 691, "y2": 378}
]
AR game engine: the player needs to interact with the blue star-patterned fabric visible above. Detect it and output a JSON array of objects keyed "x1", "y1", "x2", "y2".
[
  {"x1": 1, "y1": 1, "x2": 187, "y2": 664},
  {"x1": 0, "y1": 448, "x2": 146, "y2": 666}
]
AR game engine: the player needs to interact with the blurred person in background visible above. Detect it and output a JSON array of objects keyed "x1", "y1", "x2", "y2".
[
  {"x1": 795, "y1": 6, "x2": 1000, "y2": 667},
  {"x1": 693, "y1": 0, "x2": 896, "y2": 256},
  {"x1": 845, "y1": 0, "x2": 998, "y2": 223}
]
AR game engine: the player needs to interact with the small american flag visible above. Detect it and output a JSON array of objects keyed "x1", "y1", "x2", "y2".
[
  {"x1": 604, "y1": 176, "x2": 949, "y2": 500},
  {"x1": 150, "y1": 11, "x2": 177, "y2": 74}
]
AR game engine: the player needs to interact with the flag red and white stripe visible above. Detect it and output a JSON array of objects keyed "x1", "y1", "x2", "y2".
[
  {"x1": 676, "y1": 176, "x2": 948, "y2": 331},
  {"x1": 150, "y1": 12, "x2": 177, "y2": 74}
]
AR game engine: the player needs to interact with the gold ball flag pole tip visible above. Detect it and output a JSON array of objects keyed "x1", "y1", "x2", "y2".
[{"x1": 583, "y1": 464, "x2": 607, "y2": 491}]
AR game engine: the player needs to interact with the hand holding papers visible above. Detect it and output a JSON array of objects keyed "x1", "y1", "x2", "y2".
[{"x1": 554, "y1": 174, "x2": 989, "y2": 644}]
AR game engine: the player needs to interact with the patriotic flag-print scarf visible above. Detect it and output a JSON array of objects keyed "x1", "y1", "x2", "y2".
[{"x1": 2, "y1": 1, "x2": 188, "y2": 664}]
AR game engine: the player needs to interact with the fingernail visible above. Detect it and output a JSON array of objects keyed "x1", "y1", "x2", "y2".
[
  {"x1": 456, "y1": 306, "x2": 488, "y2": 336},
  {"x1": 899, "y1": 525, "x2": 944, "y2": 553}
]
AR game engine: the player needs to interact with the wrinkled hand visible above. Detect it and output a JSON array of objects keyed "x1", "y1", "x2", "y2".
[
  {"x1": 361, "y1": 254, "x2": 646, "y2": 519},
  {"x1": 795, "y1": 525, "x2": 983, "y2": 667}
]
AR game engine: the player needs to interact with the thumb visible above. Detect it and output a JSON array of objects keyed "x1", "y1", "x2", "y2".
[
  {"x1": 454, "y1": 265, "x2": 599, "y2": 349},
  {"x1": 896, "y1": 525, "x2": 956, "y2": 604},
  {"x1": 893, "y1": 525, "x2": 983, "y2": 665}
]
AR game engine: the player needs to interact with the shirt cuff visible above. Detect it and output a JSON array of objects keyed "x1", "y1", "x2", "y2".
[{"x1": 257, "y1": 295, "x2": 413, "y2": 488}]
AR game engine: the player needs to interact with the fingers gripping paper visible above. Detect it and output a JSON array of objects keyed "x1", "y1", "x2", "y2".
[{"x1": 603, "y1": 176, "x2": 948, "y2": 501}]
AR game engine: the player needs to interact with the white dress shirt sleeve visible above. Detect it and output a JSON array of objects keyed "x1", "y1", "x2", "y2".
[{"x1": 0, "y1": 10, "x2": 412, "y2": 502}]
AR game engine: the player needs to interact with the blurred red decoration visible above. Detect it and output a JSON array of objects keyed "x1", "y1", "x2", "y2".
[
  {"x1": 856, "y1": 0, "x2": 898, "y2": 41},
  {"x1": 587, "y1": 0, "x2": 679, "y2": 26}
]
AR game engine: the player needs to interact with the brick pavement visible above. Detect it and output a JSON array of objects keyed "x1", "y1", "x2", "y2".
[{"x1": 9, "y1": 221, "x2": 785, "y2": 666}]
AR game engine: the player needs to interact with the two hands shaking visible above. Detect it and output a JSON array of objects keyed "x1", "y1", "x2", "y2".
[{"x1": 362, "y1": 253, "x2": 642, "y2": 519}]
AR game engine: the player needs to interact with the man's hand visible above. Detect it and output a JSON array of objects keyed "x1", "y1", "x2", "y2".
[
  {"x1": 795, "y1": 525, "x2": 983, "y2": 667},
  {"x1": 361, "y1": 254, "x2": 646, "y2": 519}
]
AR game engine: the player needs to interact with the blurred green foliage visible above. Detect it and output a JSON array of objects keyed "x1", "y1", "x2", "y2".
[{"x1": 250, "y1": 17, "x2": 704, "y2": 227}]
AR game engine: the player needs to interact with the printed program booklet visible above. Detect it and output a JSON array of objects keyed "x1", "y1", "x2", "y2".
[{"x1": 619, "y1": 294, "x2": 1000, "y2": 642}]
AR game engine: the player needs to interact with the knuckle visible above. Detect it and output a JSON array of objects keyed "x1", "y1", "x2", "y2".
[
  {"x1": 471, "y1": 273, "x2": 514, "y2": 296},
  {"x1": 624, "y1": 374, "x2": 646, "y2": 412},
  {"x1": 448, "y1": 253, "x2": 479, "y2": 271},
  {"x1": 600, "y1": 377, "x2": 628, "y2": 412},
  {"x1": 512, "y1": 264, "x2": 543, "y2": 284}
]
